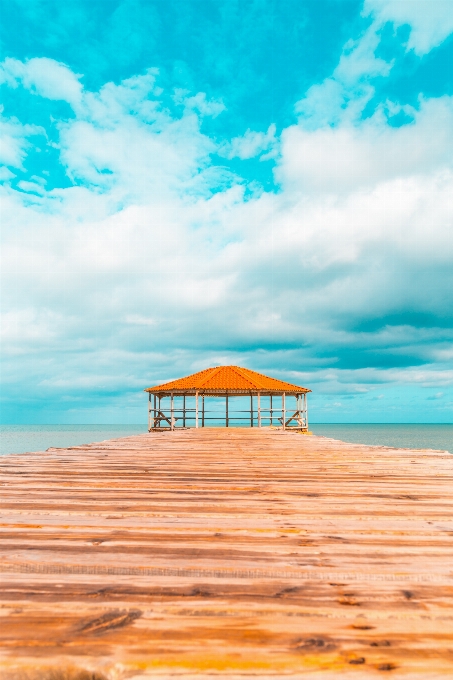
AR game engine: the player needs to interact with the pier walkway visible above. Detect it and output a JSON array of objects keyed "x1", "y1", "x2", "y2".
[{"x1": 1, "y1": 428, "x2": 452, "y2": 678}]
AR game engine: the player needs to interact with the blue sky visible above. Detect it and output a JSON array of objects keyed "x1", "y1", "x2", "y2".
[{"x1": 1, "y1": 0, "x2": 452, "y2": 424}]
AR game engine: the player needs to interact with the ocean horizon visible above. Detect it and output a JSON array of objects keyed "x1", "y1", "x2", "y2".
[{"x1": 0, "y1": 423, "x2": 451, "y2": 456}]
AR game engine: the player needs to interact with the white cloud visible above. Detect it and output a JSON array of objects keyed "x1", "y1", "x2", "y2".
[
  {"x1": 0, "y1": 57, "x2": 452, "y2": 417},
  {"x1": 0, "y1": 115, "x2": 43, "y2": 169},
  {"x1": 182, "y1": 92, "x2": 225, "y2": 118},
  {"x1": 364, "y1": 0, "x2": 453, "y2": 55},
  {"x1": 296, "y1": 23, "x2": 393, "y2": 129},
  {"x1": 297, "y1": 1, "x2": 453, "y2": 131},
  {"x1": 172, "y1": 89, "x2": 225, "y2": 118},
  {"x1": 0, "y1": 167, "x2": 15, "y2": 180},
  {"x1": 280, "y1": 97, "x2": 453, "y2": 193},
  {"x1": 221, "y1": 124, "x2": 277, "y2": 160},
  {"x1": 42, "y1": 71, "x2": 220, "y2": 199},
  {"x1": 0, "y1": 57, "x2": 83, "y2": 108},
  {"x1": 335, "y1": 27, "x2": 391, "y2": 85}
]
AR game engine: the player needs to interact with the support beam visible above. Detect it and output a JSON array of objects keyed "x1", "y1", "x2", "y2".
[
  {"x1": 202, "y1": 396, "x2": 205, "y2": 428},
  {"x1": 284, "y1": 411, "x2": 302, "y2": 427},
  {"x1": 195, "y1": 392, "x2": 199, "y2": 429},
  {"x1": 257, "y1": 392, "x2": 261, "y2": 427},
  {"x1": 149, "y1": 394, "x2": 155, "y2": 430},
  {"x1": 226, "y1": 393, "x2": 229, "y2": 427},
  {"x1": 270, "y1": 394, "x2": 273, "y2": 426},
  {"x1": 148, "y1": 392, "x2": 151, "y2": 431},
  {"x1": 183, "y1": 395, "x2": 186, "y2": 428},
  {"x1": 250, "y1": 394, "x2": 253, "y2": 427},
  {"x1": 282, "y1": 392, "x2": 286, "y2": 430},
  {"x1": 170, "y1": 393, "x2": 174, "y2": 431},
  {"x1": 153, "y1": 409, "x2": 173, "y2": 428}
]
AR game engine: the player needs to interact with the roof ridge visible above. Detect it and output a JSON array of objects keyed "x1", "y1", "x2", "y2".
[
  {"x1": 229, "y1": 365, "x2": 257, "y2": 389},
  {"x1": 197, "y1": 365, "x2": 223, "y2": 388},
  {"x1": 233, "y1": 365, "x2": 266, "y2": 389}
]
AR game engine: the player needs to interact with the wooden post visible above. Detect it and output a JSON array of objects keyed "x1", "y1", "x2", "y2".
[
  {"x1": 170, "y1": 392, "x2": 174, "y2": 431},
  {"x1": 183, "y1": 395, "x2": 186, "y2": 428},
  {"x1": 270, "y1": 394, "x2": 273, "y2": 426},
  {"x1": 153, "y1": 394, "x2": 156, "y2": 429},
  {"x1": 202, "y1": 396, "x2": 205, "y2": 427},
  {"x1": 305, "y1": 392, "x2": 308, "y2": 430},
  {"x1": 257, "y1": 392, "x2": 261, "y2": 427},
  {"x1": 195, "y1": 392, "x2": 199, "y2": 428},
  {"x1": 282, "y1": 392, "x2": 286, "y2": 430},
  {"x1": 226, "y1": 393, "x2": 229, "y2": 427},
  {"x1": 148, "y1": 392, "x2": 151, "y2": 431},
  {"x1": 250, "y1": 394, "x2": 253, "y2": 427}
]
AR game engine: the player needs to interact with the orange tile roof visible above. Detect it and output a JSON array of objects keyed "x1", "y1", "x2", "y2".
[{"x1": 145, "y1": 365, "x2": 310, "y2": 394}]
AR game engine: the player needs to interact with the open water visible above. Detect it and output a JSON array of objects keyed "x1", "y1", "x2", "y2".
[
  {"x1": 311, "y1": 424, "x2": 452, "y2": 453},
  {"x1": 0, "y1": 425, "x2": 147, "y2": 456},
  {"x1": 0, "y1": 423, "x2": 451, "y2": 455}
]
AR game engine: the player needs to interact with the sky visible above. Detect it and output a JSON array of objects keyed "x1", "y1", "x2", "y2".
[{"x1": 1, "y1": 0, "x2": 452, "y2": 424}]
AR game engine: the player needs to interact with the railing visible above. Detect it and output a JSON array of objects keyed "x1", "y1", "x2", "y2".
[{"x1": 147, "y1": 397, "x2": 308, "y2": 431}]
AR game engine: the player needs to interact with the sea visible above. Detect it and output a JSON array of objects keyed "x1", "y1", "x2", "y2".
[
  {"x1": 0, "y1": 423, "x2": 451, "y2": 455},
  {"x1": 311, "y1": 424, "x2": 452, "y2": 454}
]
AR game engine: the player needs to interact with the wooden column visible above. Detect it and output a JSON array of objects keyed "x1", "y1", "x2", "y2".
[
  {"x1": 150, "y1": 393, "x2": 155, "y2": 430},
  {"x1": 202, "y1": 396, "x2": 205, "y2": 427},
  {"x1": 282, "y1": 392, "x2": 286, "y2": 430},
  {"x1": 257, "y1": 392, "x2": 261, "y2": 427},
  {"x1": 305, "y1": 392, "x2": 308, "y2": 430},
  {"x1": 170, "y1": 392, "x2": 174, "y2": 431},
  {"x1": 195, "y1": 392, "x2": 199, "y2": 428},
  {"x1": 226, "y1": 393, "x2": 229, "y2": 427},
  {"x1": 183, "y1": 395, "x2": 186, "y2": 428},
  {"x1": 270, "y1": 394, "x2": 273, "y2": 426},
  {"x1": 250, "y1": 394, "x2": 253, "y2": 427}
]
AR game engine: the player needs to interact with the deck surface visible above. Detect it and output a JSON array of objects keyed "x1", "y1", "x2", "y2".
[{"x1": 0, "y1": 428, "x2": 452, "y2": 679}]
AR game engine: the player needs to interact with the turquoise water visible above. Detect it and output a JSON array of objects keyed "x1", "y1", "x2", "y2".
[
  {"x1": 0, "y1": 423, "x2": 451, "y2": 455},
  {"x1": 0, "y1": 424, "x2": 147, "y2": 456},
  {"x1": 311, "y1": 424, "x2": 452, "y2": 453}
]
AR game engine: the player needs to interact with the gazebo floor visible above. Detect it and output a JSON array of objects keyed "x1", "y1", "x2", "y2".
[{"x1": 0, "y1": 428, "x2": 452, "y2": 679}]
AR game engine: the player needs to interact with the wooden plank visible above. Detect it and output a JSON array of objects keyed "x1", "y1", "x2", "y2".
[{"x1": 0, "y1": 428, "x2": 452, "y2": 678}]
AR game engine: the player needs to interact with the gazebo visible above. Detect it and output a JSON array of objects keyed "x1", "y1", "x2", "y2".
[{"x1": 144, "y1": 365, "x2": 311, "y2": 432}]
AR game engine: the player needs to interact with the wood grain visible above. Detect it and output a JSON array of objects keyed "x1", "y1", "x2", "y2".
[{"x1": 1, "y1": 428, "x2": 452, "y2": 678}]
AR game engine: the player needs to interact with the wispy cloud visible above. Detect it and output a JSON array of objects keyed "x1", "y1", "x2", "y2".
[{"x1": 364, "y1": 0, "x2": 453, "y2": 55}]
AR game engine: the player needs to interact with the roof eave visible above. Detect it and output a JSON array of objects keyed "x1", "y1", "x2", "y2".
[{"x1": 144, "y1": 387, "x2": 311, "y2": 394}]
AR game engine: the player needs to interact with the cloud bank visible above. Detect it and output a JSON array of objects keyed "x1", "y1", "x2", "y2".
[{"x1": 1, "y1": 1, "x2": 452, "y2": 423}]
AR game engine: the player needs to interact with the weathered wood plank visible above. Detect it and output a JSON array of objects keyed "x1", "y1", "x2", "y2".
[{"x1": 0, "y1": 428, "x2": 452, "y2": 678}]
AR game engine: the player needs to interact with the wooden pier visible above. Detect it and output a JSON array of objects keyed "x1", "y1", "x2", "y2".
[{"x1": 1, "y1": 428, "x2": 452, "y2": 678}]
